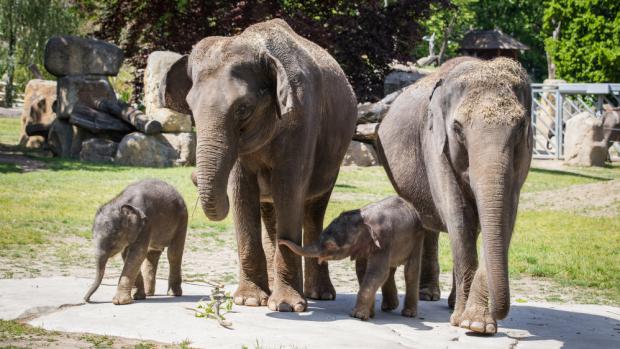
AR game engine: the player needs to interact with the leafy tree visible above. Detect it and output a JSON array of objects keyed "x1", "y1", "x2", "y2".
[
  {"x1": 95, "y1": 0, "x2": 445, "y2": 102},
  {"x1": 416, "y1": 0, "x2": 549, "y2": 81},
  {"x1": 544, "y1": 0, "x2": 620, "y2": 82},
  {"x1": 0, "y1": 0, "x2": 81, "y2": 107}
]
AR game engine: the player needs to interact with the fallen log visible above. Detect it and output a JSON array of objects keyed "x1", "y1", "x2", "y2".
[
  {"x1": 94, "y1": 99, "x2": 162, "y2": 134},
  {"x1": 69, "y1": 103, "x2": 133, "y2": 134}
]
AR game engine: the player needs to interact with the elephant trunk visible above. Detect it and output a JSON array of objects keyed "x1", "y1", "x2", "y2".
[
  {"x1": 279, "y1": 239, "x2": 321, "y2": 258},
  {"x1": 84, "y1": 253, "x2": 107, "y2": 302},
  {"x1": 195, "y1": 116, "x2": 237, "y2": 221},
  {"x1": 471, "y1": 152, "x2": 513, "y2": 320}
]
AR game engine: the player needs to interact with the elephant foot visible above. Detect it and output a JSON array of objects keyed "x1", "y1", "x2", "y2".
[
  {"x1": 112, "y1": 292, "x2": 133, "y2": 305},
  {"x1": 233, "y1": 282, "x2": 269, "y2": 307},
  {"x1": 268, "y1": 284, "x2": 306, "y2": 312},
  {"x1": 304, "y1": 278, "x2": 336, "y2": 301},
  {"x1": 351, "y1": 305, "x2": 374, "y2": 321},
  {"x1": 458, "y1": 305, "x2": 497, "y2": 335},
  {"x1": 419, "y1": 285, "x2": 441, "y2": 301},
  {"x1": 132, "y1": 289, "x2": 146, "y2": 300},
  {"x1": 381, "y1": 293, "x2": 399, "y2": 312},
  {"x1": 401, "y1": 307, "x2": 417, "y2": 318},
  {"x1": 167, "y1": 284, "x2": 182, "y2": 297}
]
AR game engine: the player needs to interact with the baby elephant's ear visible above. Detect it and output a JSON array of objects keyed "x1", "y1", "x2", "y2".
[
  {"x1": 363, "y1": 223, "x2": 382, "y2": 249},
  {"x1": 160, "y1": 55, "x2": 192, "y2": 115},
  {"x1": 120, "y1": 205, "x2": 146, "y2": 243}
]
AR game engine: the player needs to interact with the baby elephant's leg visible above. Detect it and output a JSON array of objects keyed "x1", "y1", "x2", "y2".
[
  {"x1": 133, "y1": 271, "x2": 146, "y2": 300},
  {"x1": 141, "y1": 249, "x2": 163, "y2": 296},
  {"x1": 352, "y1": 252, "x2": 390, "y2": 321},
  {"x1": 403, "y1": 241, "x2": 424, "y2": 317},
  {"x1": 355, "y1": 259, "x2": 374, "y2": 318},
  {"x1": 115, "y1": 245, "x2": 147, "y2": 305},
  {"x1": 167, "y1": 223, "x2": 187, "y2": 296},
  {"x1": 381, "y1": 267, "x2": 399, "y2": 312}
]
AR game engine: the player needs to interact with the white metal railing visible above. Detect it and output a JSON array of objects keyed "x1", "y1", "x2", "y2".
[{"x1": 530, "y1": 83, "x2": 620, "y2": 159}]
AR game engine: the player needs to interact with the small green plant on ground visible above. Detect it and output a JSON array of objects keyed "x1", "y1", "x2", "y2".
[{"x1": 193, "y1": 283, "x2": 234, "y2": 328}]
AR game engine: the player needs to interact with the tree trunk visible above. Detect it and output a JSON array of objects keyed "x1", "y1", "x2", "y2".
[
  {"x1": 437, "y1": 14, "x2": 455, "y2": 65},
  {"x1": 546, "y1": 21, "x2": 561, "y2": 80},
  {"x1": 4, "y1": 0, "x2": 16, "y2": 108}
]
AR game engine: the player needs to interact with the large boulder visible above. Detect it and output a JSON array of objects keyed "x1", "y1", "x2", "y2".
[
  {"x1": 44, "y1": 36, "x2": 123, "y2": 77},
  {"x1": 80, "y1": 138, "x2": 118, "y2": 164},
  {"x1": 353, "y1": 123, "x2": 379, "y2": 143},
  {"x1": 564, "y1": 112, "x2": 608, "y2": 167},
  {"x1": 143, "y1": 51, "x2": 183, "y2": 115},
  {"x1": 143, "y1": 51, "x2": 193, "y2": 131},
  {"x1": 57, "y1": 76, "x2": 116, "y2": 119},
  {"x1": 115, "y1": 132, "x2": 196, "y2": 167},
  {"x1": 47, "y1": 119, "x2": 75, "y2": 158},
  {"x1": 342, "y1": 141, "x2": 379, "y2": 167},
  {"x1": 150, "y1": 108, "x2": 192, "y2": 132},
  {"x1": 19, "y1": 79, "x2": 57, "y2": 148},
  {"x1": 384, "y1": 65, "x2": 428, "y2": 95}
]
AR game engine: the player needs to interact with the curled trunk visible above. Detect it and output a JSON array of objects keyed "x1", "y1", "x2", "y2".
[
  {"x1": 279, "y1": 239, "x2": 321, "y2": 258},
  {"x1": 84, "y1": 254, "x2": 107, "y2": 302}
]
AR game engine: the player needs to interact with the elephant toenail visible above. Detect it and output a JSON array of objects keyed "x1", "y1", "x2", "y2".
[
  {"x1": 470, "y1": 321, "x2": 485, "y2": 332},
  {"x1": 460, "y1": 320, "x2": 471, "y2": 329},
  {"x1": 278, "y1": 303, "x2": 292, "y2": 312},
  {"x1": 486, "y1": 324, "x2": 496, "y2": 333},
  {"x1": 234, "y1": 296, "x2": 244, "y2": 305},
  {"x1": 245, "y1": 297, "x2": 259, "y2": 306},
  {"x1": 268, "y1": 301, "x2": 278, "y2": 311},
  {"x1": 293, "y1": 303, "x2": 306, "y2": 312},
  {"x1": 321, "y1": 292, "x2": 334, "y2": 300}
]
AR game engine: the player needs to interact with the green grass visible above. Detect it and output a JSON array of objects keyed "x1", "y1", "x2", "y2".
[
  {"x1": 1, "y1": 120, "x2": 619, "y2": 304},
  {"x1": 0, "y1": 118, "x2": 20, "y2": 145}
]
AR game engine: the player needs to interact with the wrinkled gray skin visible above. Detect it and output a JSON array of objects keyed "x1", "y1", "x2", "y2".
[
  {"x1": 84, "y1": 179, "x2": 188, "y2": 305},
  {"x1": 279, "y1": 196, "x2": 425, "y2": 321},
  {"x1": 376, "y1": 57, "x2": 533, "y2": 334},
  {"x1": 162, "y1": 19, "x2": 356, "y2": 312}
]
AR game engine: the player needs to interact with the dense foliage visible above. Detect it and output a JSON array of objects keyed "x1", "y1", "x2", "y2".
[
  {"x1": 0, "y1": 0, "x2": 81, "y2": 106},
  {"x1": 95, "y1": 0, "x2": 443, "y2": 102},
  {"x1": 415, "y1": 0, "x2": 548, "y2": 81},
  {"x1": 544, "y1": 0, "x2": 620, "y2": 82}
]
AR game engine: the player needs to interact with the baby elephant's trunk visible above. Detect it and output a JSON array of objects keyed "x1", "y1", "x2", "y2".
[
  {"x1": 84, "y1": 254, "x2": 107, "y2": 302},
  {"x1": 278, "y1": 239, "x2": 321, "y2": 258}
]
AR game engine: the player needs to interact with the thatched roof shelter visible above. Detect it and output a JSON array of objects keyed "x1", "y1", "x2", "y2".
[{"x1": 459, "y1": 29, "x2": 529, "y2": 60}]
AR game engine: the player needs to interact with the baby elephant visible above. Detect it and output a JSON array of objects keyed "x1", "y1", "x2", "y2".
[
  {"x1": 84, "y1": 179, "x2": 188, "y2": 305},
  {"x1": 280, "y1": 196, "x2": 425, "y2": 320}
]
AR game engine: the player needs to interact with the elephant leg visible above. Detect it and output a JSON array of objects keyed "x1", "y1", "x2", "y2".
[
  {"x1": 231, "y1": 163, "x2": 270, "y2": 307},
  {"x1": 167, "y1": 221, "x2": 187, "y2": 296},
  {"x1": 459, "y1": 248, "x2": 496, "y2": 334},
  {"x1": 448, "y1": 228, "x2": 479, "y2": 327},
  {"x1": 352, "y1": 251, "x2": 390, "y2": 320},
  {"x1": 403, "y1": 241, "x2": 424, "y2": 317},
  {"x1": 381, "y1": 267, "x2": 399, "y2": 312},
  {"x1": 141, "y1": 249, "x2": 162, "y2": 296},
  {"x1": 268, "y1": 172, "x2": 306, "y2": 312},
  {"x1": 355, "y1": 258, "x2": 367, "y2": 286},
  {"x1": 260, "y1": 202, "x2": 277, "y2": 291},
  {"x1": 115, "y1": 245, "x2": 147, "y2": 305},
  {"x1": 448, "y1": 270, "x2": 456, "y2": 309},
  {"x1": 303, "y1": 190, "x2": 336, "y2": 301},
  {"x1": 419, "y1": 230, "x2": 441, "y2": 301}
]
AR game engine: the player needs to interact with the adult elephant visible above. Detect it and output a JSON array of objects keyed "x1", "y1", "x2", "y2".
[
  {"x1": 376, "y1": 57, "x2": 532, "y2": 334},
  {"x1": 161, "y1": 19, "x2": 357, "y2": 312}
]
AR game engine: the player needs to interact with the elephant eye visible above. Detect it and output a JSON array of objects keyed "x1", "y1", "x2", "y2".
[
  {"x1": 236, "y1": 103, "x2": 253, "y2": 120},
  {"x1": 453, "y1": 121, "x2": 465, "y2": 141}
]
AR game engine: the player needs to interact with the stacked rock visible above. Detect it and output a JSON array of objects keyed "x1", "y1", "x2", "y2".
[
  {"x1": 19, "y1": 79, "x2": 57, "y2": 149},
  {"x1": 40, "y1": 36, "x2": 194, "y2": 167},
  {"x1": 114, "y1": 51, "x2": 195, "y2": 167}
]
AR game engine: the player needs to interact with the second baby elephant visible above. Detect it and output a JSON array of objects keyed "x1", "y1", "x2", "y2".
[
  {"x1": 279, "y1": 196, "x2": 425, "y2": 320},
  {"x1": 84, "y1": 179, "x2": 188, "y2": 305}
]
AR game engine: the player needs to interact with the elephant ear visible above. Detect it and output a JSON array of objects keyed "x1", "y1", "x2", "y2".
[
  {"x1": 120, "y1": 204, "x2": 146, "y2": 244},
  {"x1": 160, "y1": 55, "x2": 192, "y2": 115},
  {"x1": 263, "y1": 52, "x2": 295, "y2": 119},
  {"x1": 428, "y1": 79, "x2": 447, "y2": 157},
  {"x1": 360, "y1": 211, "x2": 386, "y2": 249}
]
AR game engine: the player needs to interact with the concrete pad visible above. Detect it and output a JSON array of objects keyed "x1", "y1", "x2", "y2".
[{"x1": 0, "y1": 278, "x2": 618, "y2": 348}]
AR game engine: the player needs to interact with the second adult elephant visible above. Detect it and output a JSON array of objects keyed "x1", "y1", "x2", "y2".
[
  {"x1": 162, "y1": 19, "x2": 357, "y2": 312},
  {"x1": 376, "y1": 57, "x2": 533, "y2": 334}
]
